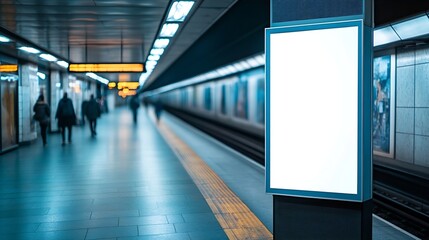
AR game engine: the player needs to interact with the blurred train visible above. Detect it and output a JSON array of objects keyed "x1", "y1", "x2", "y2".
[{"x1": 145, "y1": 65, "x2": 266, "y2": 138}]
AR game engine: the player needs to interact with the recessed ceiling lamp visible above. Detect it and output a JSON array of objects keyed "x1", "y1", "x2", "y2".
[
  {"x1": 19, "y1": 46, "x2": 40, "y2": 54},
  {"x1": 167, "y1": 1, "x2": 195, "y2": 22},
  {"x1": 160, "y1": 23, "x2": 179, "y2": 37},
  {"x1": 148, "y1": 55, "x2": 160, "y2": 61},
  {"x1": 0, "y1": 35, "x2": 11, "y2": 42},
  {"x1": 86, "y1": 72, "x2": 109, "y2": 85},
  {"x1": 392, "y1": 15, "x2": 429, "y2": 40},
  {"x1": 154, "y1": 39, "x2": 170, "y2": 48},
  {"x1": 57, "y1": 61, "x2": 69, "y2": 68},
  {"x1": 150, "y1": 48, "x2": 164, "y2": 56},
  {"x1": 37, "y1": 72, "x2": 46, "y2": 80},
  {"x1": 40, "y1": 53, "x2": 58, "y2": 62},
  {"x1": 373, "y1": 26, "x2": 401, "y2": 47}
]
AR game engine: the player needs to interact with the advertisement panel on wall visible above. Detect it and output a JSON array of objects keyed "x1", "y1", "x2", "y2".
[
  {"x1": 373, "y1": 55, "x2": 395, "y2": 157},
  {"x1": 1, "y1": 75, "x2": 18, "y2": 150},
  {"x1": 266, "y1": 20, "x2": 368, "y2": 201}
]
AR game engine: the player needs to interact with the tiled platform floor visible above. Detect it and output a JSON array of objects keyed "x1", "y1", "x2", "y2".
[
  {"x1": 0, "y1": 107, "x2": 227, "y2": 240},
  {"x1": 0, "y1": 106, "x2": 419, "y2": 240}
]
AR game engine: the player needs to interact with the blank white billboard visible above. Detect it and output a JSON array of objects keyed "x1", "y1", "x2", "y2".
[{"x1": 269, "y1": 25, "x2": 359, "y2": 195}]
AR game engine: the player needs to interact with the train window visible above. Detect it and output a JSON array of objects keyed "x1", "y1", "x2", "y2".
[
  {"x1": 181, "y1": 88, "x2": 188, "y2": 107},
  {"x1": 192, "y1": 86, "x2": 197, "y2": 108},
  {"x1": 220, "y1": 84, "x2": 227, "y2": 115},
  {"x1": 233, "y1": 78, "x2": 248, "y2": 119},
  {"x1": 256, "y1": 77, "x2": 265, "y2": 124},
  {"x1": 204, "y1": 86, "x2": 212, "y2": 111}
]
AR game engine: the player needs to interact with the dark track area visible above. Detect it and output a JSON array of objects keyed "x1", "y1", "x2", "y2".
[{"x1": 166, "y1": 107, "x2": 429, "y2": 239}]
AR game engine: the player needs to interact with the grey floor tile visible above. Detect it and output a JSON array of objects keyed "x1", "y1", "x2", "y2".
[
  {"x1": 138, "y1": 224, "x2": 176, "y2": 236},
  {"x1": 188, "y1": 230, "x2": 228, "y2": 240},
  {"x1": 37, "y1": 218, "x2": 118, "y2": 231},
  {"x1": 119, "y1": 233, "x2": 190, "y2": 240},
  {"x1": 86, "y1": 226, "x2": 138, "y2": 239},
  {"x1": 91, "y1": 210, "x2": 139, "y2": 219},
  {"x1": 2, "y1": 229, "x2": 88, "y2": 240},
  {"x1": 182, "y1": 213, "x2": 218, "y2": 223},
  {"x1": 166, "y1": 215, "x2": 185, "y2": 224},
  {"x1": 174, "y1": 221, "x2": 222, "y2": 233},
  {"x1": 119, "y1": 215, "x2": 168, "y2": 226}
]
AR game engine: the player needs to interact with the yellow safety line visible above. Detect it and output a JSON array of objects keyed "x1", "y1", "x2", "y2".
[{"x1": 157, "y1": 120, "x2": 273, "y2": 240}]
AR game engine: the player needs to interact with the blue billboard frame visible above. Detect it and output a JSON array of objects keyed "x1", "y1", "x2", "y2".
[{"x1": 265, "y1": 19, "x2": 372, "y2": 202}]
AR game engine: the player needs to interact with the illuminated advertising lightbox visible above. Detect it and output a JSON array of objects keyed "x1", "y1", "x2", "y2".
[{"x1": 266, "y1": 20, "x2": 366, "y2": 201}]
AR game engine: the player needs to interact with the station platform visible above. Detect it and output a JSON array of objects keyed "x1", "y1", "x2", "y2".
[{"x1": 0, "y1": 107, "x2": 419, "y2": 240}]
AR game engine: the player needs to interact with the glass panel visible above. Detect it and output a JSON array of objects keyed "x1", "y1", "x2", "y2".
[{"x1": 1, "y1": 77, "x2": 18, "y2": 150}]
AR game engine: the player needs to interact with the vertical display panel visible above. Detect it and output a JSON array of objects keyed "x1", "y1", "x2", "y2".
[
  {"x1": 373, "y1": 55, "x2": 395, "y2": 158},
  {"x1": 1, "y1": 76, "x2": 18, "y2": 150},
  {"x1": 266, "y1": 20, "x2": 363, "y2": 201}
]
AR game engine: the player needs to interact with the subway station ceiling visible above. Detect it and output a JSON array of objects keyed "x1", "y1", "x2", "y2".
[{"x1": 0, "y1": 0, "x2": 237, "y2": 82}]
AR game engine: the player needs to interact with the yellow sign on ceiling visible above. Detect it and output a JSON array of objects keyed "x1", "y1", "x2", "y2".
[
  {"x1": 69, "y1": 63, "x2": 144, "y2": 72},
  {"x1": 117, "y1": 81, "x2": 140, "y2": 90},
  {"x1": 0, "y1": 64, "x2": 18, "y2": 72}
]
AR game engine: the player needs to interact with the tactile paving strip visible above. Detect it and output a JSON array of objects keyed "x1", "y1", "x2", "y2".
[{"x1": 158, "y1": 121, "x2": 273, "y2": 240}]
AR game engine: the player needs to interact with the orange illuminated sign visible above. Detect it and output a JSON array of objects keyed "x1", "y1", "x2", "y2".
[
  {"x1": 117, "y1": 81, "x2": 140, "y2": 90},
  {"x1": 108, "y1": 82, "x2": 117, "y2": 89},
  {"x1": 118, "y1": 89, "x2": 137, "y2": 98},
  {"x1": 69, "y1": 63, "x2": 144, "y2": 72},
  {"x1": 0, "y1": 64, "x2": 18, "y2": 72}
]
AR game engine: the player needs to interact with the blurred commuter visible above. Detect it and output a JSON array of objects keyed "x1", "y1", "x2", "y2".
[
  {"x1": 33, "y1": 94, "x2": 50, "y2": 146},
  {"x1": 55, "y1": 93, "x2": 76, "y2": 145},
  {"x1": 81, "y1": 99, "x2": 89, "y2": 126},
  {"x1": 85, "y1": 94, "x2": 101, "y2": 137},
  {"x1": 129, "y1": 96, "x2": 140, "y2": 124},
  {"x1": 155, "y1": 100, "x2": 163, "y2": 123}
]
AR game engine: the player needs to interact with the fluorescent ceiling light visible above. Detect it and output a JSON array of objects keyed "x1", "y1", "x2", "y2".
[
  {"x1": 150, "y1": 48, "x2": 164, "y2": 56},
  {"x1": 146, "y1": 60, "x2": 158, "y2": 66},
  {"x1": 40, "y1": 53, "x2": 58, "y2": 62},
  {"x1": 57, "y1": 60, "x2": 69, "y2": 68},
  {"x1": 160, "y1": 23, "x2": 179, "y2": 37},
  {"x1": 255, "y1": 54, "x2": 265, "y2": 65},
  {"x1": 246, "y1": 58, "x2": 259, "y2": 67},
  {"x1": 1, "y1": 75, "x2": 19, "y2": 81},
  {"x1": 392, "y1": 15, "x2": 429, "y2": 40},
  {"x1": 146, "y1": 64, "x2": 155, "y2": 70},
  {"x1": 167, "y1": 1, "x2": 194, "y2": 22},
  {"x1": 0, "y1": 35, "x2": 11, "y2": 42},
  {"x1": 19, "y1": 46, "x2": 40, "y2": 54},
  {"x1": 37, "y1": 72, "x2": 46, "y2": 80},
  {"x1": 233, "y1": 62, "x2": 246, "y2": 72},
  {"x1": 86, "y1": 72, "x2": 109, "y2": 85},
  {"x1": 154, "y1": 38, "x2": 170, "y2": 48},
  {"x1": 374, "y1": 26, "x2": 401, "y2": 46},
  {"x1": 148, "y1": 55, "x2": 160, "y2": 61}
]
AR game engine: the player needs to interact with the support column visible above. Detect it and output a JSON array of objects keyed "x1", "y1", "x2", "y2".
[
  {"x1": 19, "y1": 63, "x2": 38, "y2": 142},
  {"x1": 266, "y1": 1, "x2": 373, "y2": 239}
]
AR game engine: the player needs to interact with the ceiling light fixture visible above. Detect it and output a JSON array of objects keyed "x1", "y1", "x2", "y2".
[
  {"x1": 19, "y1": 46, "x2": 40, "y2": 54},
  {"x1": 167, "y1": 1, "x2": 195, "y2": 22},
  {"x1": 150, "y1": 48, "x2": 164, "y2": 56},
  {"x1": 154, "y1": 39, "x2": 170, "y2": 48},
  {"x1": 37, "y1": 72, "x2": 46, "y2": 80},
  {"x1": 86, "y1": 72, "x2": 109, "y2": 85},
  {"x1": 160, "y1": 23, "x2": 179, "y2": 37},
  {"x1": 39, "y1": 53, "x2": 58, "y2": 62},
  {"x1": 148, "y1": 55, "x2": 160, "y2": 61},
  {"x1": 146, "y1": 60, "x2": 158, "y2": 66},
  {"x1": 57, "y1": 61, "x2": 69, "y2": 68},
  {"x1": 392, "y1": 15, "x2": 429, "y2": 40},
  {"x1": 0, "y1": 35, "x2": 11, "y2": 42},
  {"x1": 373, "y1": 26, "x2": 401, "y2": 47}
]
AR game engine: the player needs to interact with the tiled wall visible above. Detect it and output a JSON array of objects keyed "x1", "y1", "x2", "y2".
[
  {"x1": 18, "y1": 63, "x2": 38, "y2": 142},
  {"x1": 396, "y1": 46, "x2": 429, "y2": 167}
]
